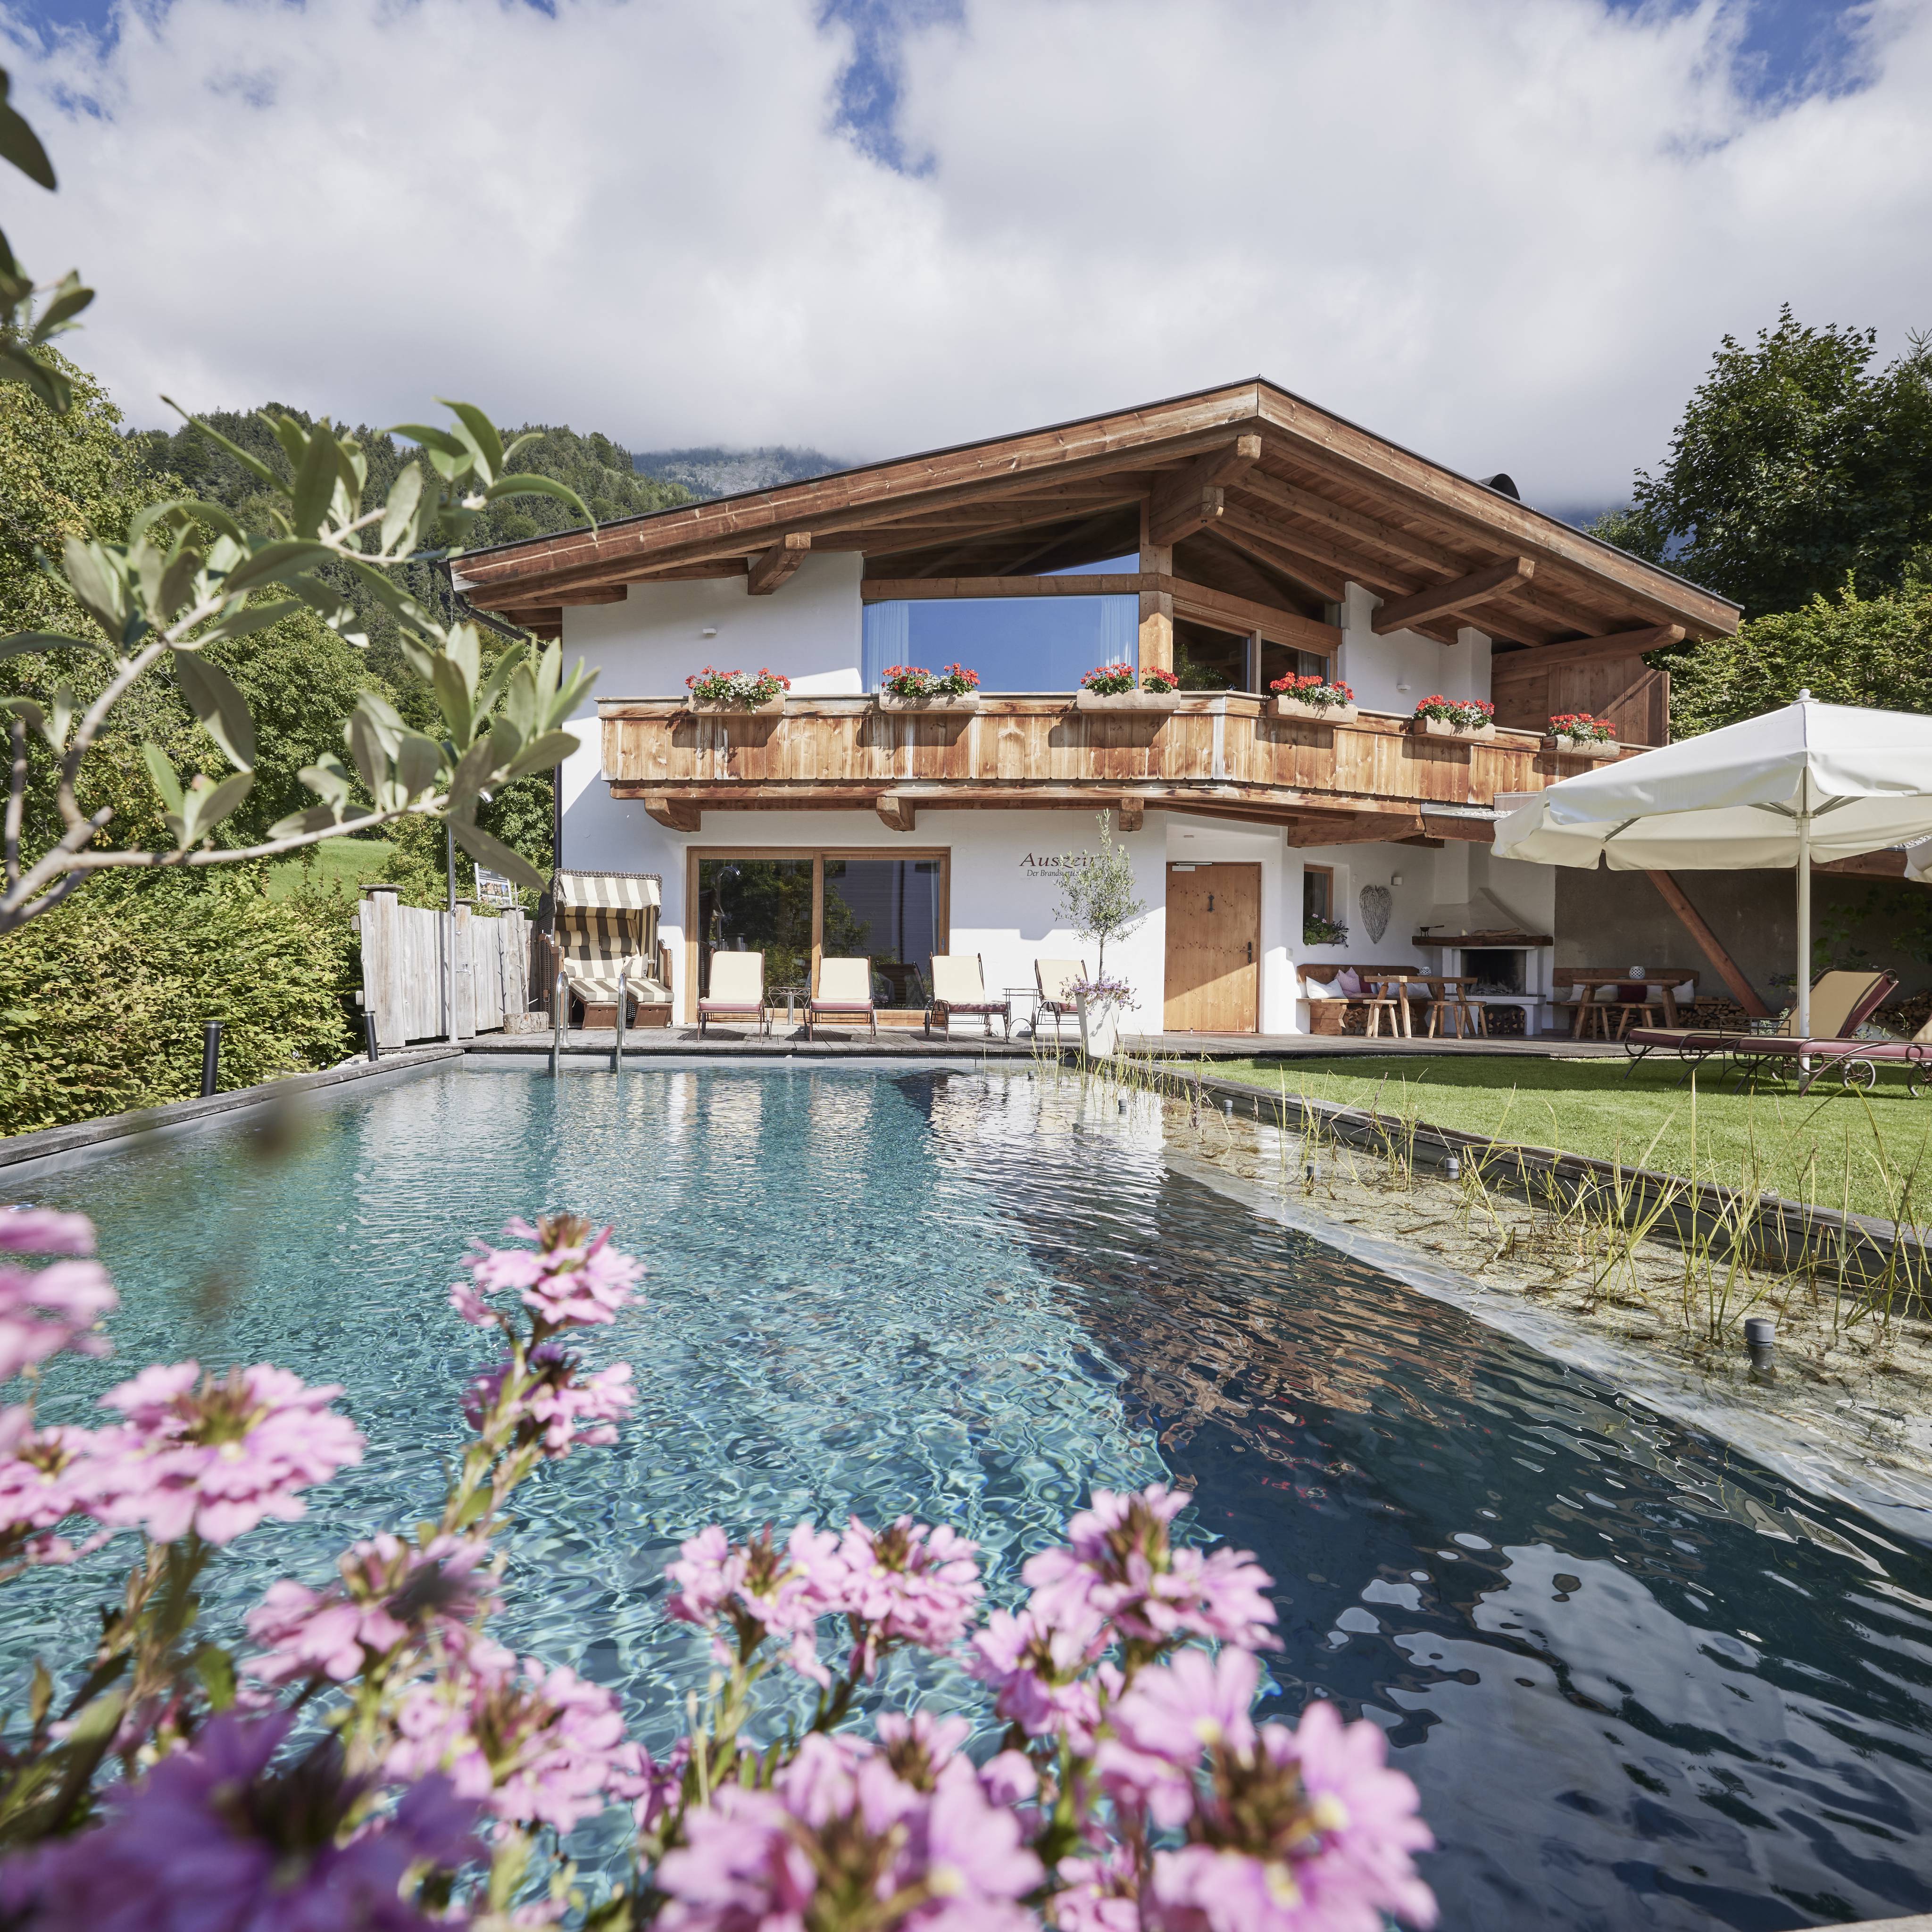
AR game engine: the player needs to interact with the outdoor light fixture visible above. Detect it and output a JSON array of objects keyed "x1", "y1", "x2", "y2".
[
  {"x1": 701, "y1": 625, "x2": 718, "y2": 637},
  {"x1": 1745, "y1": 1315, "x2": 1776, "y2": 1373}
]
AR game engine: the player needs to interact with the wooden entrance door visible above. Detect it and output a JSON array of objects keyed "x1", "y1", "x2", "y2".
[{"x1": 1164, "y1": 863, "x2": 1260, "y2": 1033}]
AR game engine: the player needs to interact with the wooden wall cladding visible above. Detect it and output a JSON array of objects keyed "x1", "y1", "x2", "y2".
[{"x1": 1490, "y1": 651, "x2": 1670, "y2": 747}]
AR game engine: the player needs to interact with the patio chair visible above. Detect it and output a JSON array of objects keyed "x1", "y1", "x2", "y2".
[
  {"x1": 925, "y1": 954, "x2": 1011, "y2": 1040},
  {"x1": 1625, "y1": 968, "x2": 1896, "y2": 1083},
  {"x1": 1035, "y1": 958, "x2": 1088, "y2": 1041},
  {"x1": 807, "y1": 958, "x2": 878, "y2": 1041},
  {"x1": 698, "y1": 950, "x2": 768, "y2": 1038}
]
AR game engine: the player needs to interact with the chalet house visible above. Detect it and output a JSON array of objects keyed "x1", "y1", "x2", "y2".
[{"x1": 452, "y1": 379, "x2": 1739, "y2": 1035}]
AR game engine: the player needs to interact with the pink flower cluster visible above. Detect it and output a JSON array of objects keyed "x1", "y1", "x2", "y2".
[
  {"x1": 451, "y1": 1214, "x2": 644, "y2": 1334},
  {"x1": 462, "y1": 1341, "x2": 634, "y2": 1459},
  {"x1": 658, "y1": 1728, "x2": 1041, "y2": 1932},
  {"x1": 666, "y1": 1514, "x2": 983, "y2": 1686},
  {"x1": 245, "y1": 1532, "x2": 495, "y2": 1686},
  {"x1": 1, "y1": 1712, "x2": 477, "y2": 1932},
  {"x1": 1098, "y1": 1647, "x2": 1437, "y2": 1932},
  {"x1": 0, "y1": 1205, "x2": 115, "y2": 1384},
  {"x1": 387, "y1": 1640, "x2": 643, "y2": 1835},
  {"x1": 86, "y1": 1362, "x2": 365, "y2": 1546}
]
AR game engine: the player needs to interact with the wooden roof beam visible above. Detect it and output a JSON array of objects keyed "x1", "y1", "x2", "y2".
[
  {"x1": 1496, "y1": 624, "x2": 1685, "y2": 675},
  {"x1": 1236, "y1": 470, "x2": 1472, "y2": 576},
  {"x1": 748, "y1": 532, "x2": 811, "y2": 595},
  {"x1": 1372, "y1": 558, "x2": 1535, "y2": 635},
  {"x1": 644, "y1": 795, "x2": 702, "y2": 833},
  {"x1": 1148, "y1": 434, "x2": 1262, "y2": 547},
  {"x1": 876, "y1": 791, "x2": 917, "y2": 833},
  {"x1": 1208, "y1": 517, "x2": 1349, "y2": 604}
]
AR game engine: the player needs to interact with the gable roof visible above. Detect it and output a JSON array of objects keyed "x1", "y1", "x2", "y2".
[{"x1": 452, "y1": 377, "x2": 1739, "y2": 650}]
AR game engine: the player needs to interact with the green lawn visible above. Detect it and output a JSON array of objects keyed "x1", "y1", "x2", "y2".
[
  {"x1": 262, "y1": 838, "x2": 397, "y2": 902},
  {"x1": 1191, "y1": 1053, "x2": 1932, "y2": 1222}
]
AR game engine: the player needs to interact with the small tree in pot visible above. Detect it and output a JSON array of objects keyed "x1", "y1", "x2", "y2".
[{"x1": 1052, "y1": 808, "x2": 1147, "y2": 976}]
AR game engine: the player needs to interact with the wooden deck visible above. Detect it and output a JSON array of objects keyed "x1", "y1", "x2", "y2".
[{"x1": 601, "y1": 695, "x2": 1637, "y2": 838}]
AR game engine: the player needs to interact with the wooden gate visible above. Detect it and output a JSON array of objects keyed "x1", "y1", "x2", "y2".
[
  {"x1": 359, "y1": 889, "x2": 530, "y2": 1049},
  {"x1": 1163, "y1": 863, "x2": 1260, "y2": 1033}
]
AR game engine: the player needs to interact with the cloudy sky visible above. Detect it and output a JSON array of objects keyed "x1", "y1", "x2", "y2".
[{"x1": 2, "y1": 0, "x2": 1927, "y2": 509}]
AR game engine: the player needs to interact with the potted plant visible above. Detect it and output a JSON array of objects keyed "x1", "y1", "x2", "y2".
[
  {"x1": 1271, "y1": 672, "x2": 1357, "y2": 722},
  {"x1": 877, "y1": 663, "x2": 981, "y2": 712},
  {"x1": 1068, "y1": 972, "x2": 1134, "y2": 1057},
  {"x1": 1545, "y1": 711, "x2": 1620, "y2": 758},
  {"x1": 1075, "y1": 662, "x2": 1183, "y2": 711},
  {"x1": 1412, "y1": 694, "x2": 1496, "y2": 741},
  {"x1": 685, "y1": 666, "x2": 791, "y2": 714}
]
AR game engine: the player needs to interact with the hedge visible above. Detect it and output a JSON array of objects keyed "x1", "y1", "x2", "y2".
[{"x1": 0, "y1": 872, "x2": 358, "y2": 1137}]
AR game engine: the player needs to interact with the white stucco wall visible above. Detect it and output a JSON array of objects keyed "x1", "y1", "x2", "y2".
[{"x1": 1332, "y1": 583, "x2": 1491, "y2": 716}]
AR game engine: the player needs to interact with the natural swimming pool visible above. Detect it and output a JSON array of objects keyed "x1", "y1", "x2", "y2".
[{"x1": 9, "y1": 1061, "x2": 1932, "y2": 1932}]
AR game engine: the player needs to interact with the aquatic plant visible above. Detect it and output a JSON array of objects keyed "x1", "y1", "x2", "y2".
[{"x1": 0, "y1": 1206, "x2": 1436, "y2": 1932}]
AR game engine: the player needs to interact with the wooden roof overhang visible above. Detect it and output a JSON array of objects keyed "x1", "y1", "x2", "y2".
[{"x1": 453, "y1": 378, "x2": 1740, "y2": 656}]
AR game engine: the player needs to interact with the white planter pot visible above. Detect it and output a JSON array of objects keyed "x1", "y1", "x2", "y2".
[
  {"x1": 1414, "y1": 716, "x2": 1496, "y2": 741},
  {"x1": 1544, "y1": 733, "x2": 1620, "y2": 759},
  {"x1": 1075, "y1": 691, "x2": 1183, "y2": 712},
  {"x1": 1274, "y1": 697, "x2": 1358, "y2": 723},
  {"x1": 686, "y1": 694, "x2": 786, "y2": 716},
  {"x1": 1075, "y1": 991, "x2": 1120, "y2": 1057},
  {"x1": 878, "y1": 692, "x2": 980, "y2": 713}
]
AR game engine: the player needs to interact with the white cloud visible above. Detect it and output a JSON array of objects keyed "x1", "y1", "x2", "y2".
[{"x1": 4, "y1": 0, "x2": 1929, "y2": 503}]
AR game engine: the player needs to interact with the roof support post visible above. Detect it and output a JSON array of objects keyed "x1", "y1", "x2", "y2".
[
  {"x1": 1117, "y1": 796, "x2": 1145, "y2": 832},
  {"x1": 1647, "y1": 870, "x2": 1770, "y2": 1016},
  {"x1": 1138, "y1": 504, "x2": 1174, "y2": 675}
]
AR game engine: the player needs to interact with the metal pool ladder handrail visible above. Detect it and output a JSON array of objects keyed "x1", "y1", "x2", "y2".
[
  {"x1": 550, "y1": 960, "x2": 564, "y2": 1078},
  {"x1": 612, "y1": 967, "x2": 627, "y2": 1074}
]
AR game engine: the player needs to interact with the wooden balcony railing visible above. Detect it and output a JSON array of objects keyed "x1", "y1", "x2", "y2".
[{"x1": 599, "y1": 695, "x2": 1633, "y2": 840}]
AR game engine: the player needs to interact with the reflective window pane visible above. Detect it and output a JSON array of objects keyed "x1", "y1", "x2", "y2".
[
  {"x1": 697, "y1": 859, "x2": 812, "y2": 996},
  {"x1": 822, "y1": 859, "x2": 941, "y2": 1008}
]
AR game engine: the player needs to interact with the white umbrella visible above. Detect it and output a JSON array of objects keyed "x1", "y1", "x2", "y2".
[{"x1": 1492, "y1": 692, "x2": 1932, "y2": 1039}]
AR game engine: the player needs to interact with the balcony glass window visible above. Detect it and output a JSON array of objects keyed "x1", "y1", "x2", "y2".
[
  {"x1": 696, "y1": 858, "x2": 813, "y2": 995},
  {"x1": 863, "y1": 597, "x2": 1136, "y2": 691},
  {"x1": 822, "y1": 859, "x2": 942, "y2": 1008}
]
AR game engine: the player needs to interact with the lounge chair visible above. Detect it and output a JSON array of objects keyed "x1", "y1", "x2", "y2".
[
  {"x1": 556, "y1": 869, "x2": 671, "y2": 1025},
  {"x1": 1034, "y1": 958, "x2": 1087, "y2": 1042},
  {"x1": 925, "y1": 954, "x2": 1010, "y2": 1039},
  {"x1": 807, "y1": 958, "x2": 878, "y2": 1041},
  {"x1": 1625, "y1": 969, "x2": 1897, "y2": 1087},
  {"x1": 698, "y1": 950, "x2": 768, "y2": 1038}
]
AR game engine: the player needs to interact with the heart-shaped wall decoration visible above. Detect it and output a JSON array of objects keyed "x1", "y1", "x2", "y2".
[{"x1": 1359, "y1": 883, "x2": 1392, "y2": 944}]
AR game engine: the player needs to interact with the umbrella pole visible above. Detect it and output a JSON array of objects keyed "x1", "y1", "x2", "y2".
[{"x1": 1797, "y1": 811, "x2": 1812, "y2": 1048}]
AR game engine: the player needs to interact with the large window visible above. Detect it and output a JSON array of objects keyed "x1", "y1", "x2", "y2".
[
  {"x1": 863, "y1": 598, "x2": 1136, "y2": 692},
  {"x1": 689, "y1": 851, "x2": 950, "y2": 1014}
]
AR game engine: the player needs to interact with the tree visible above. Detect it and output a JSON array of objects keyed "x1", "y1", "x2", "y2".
[
  {"x1": 0, "y1": 70, "x2": 599, "y2": 935},
  {"x1": 1053, "y1": 810, "x2": 1147, "y2": 976},
  {"x1": 1598, "y1": 307, "x2": 1932, "y2": 618}
]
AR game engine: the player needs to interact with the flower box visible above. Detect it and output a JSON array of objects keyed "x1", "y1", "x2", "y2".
[
  {"x1": 687, "y1": 694, "x2": 786, "y2": 716},
  {"x1": 1075, "y1": 691, "x2": 1184, "y2": 712},
  {"x1": 1544, "y1": 733, "x2": 1620, "y2": 759},
  {"x1": 1414, "y1": 716, "x2": 1495, "y2": 741},
  {"x1": 878, "y1": 692, "x2": 980, "y2": 714},
  {"x1": 1274, "y1": 696, "x2": 1358, "y2": 724}
]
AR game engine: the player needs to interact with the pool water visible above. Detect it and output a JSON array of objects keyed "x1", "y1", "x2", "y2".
[{"x1": 10, "y1": 1063, "x2": 1932, "y2": 1931}]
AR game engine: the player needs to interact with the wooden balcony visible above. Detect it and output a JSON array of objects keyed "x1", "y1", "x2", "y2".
[{"x1": 600, "y1": 695, "x2": 1635, "y2": 842}]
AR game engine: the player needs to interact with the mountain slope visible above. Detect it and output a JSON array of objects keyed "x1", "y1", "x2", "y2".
[{"x1": 632, "y1": 445, "x2": 852, "y2": 501}]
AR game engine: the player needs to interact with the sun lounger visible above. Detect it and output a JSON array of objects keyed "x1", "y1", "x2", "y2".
[
  {"x1": 698, "y1": 950, "x2": 768, "y2": 1038},
  {"x1": 925, "y1": 954, "x2": 1010, "y2": 1039},
  {"x1": 1034, "y1": 958, "x2": 1087, "y2": 1042},
  {"x1": 807, "y1": 958, "x2": 878, "y2": 1041},
  {"x1": 1625, "y1": 969, "x2": 1898, "y2": 1087}
]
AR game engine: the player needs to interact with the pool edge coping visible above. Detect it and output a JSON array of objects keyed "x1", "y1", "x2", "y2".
[{"x1": 0, "y1": 1047, "x2": 463, "y2": 1170}]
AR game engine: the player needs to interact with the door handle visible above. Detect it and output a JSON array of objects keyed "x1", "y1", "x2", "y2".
[
  {"x1": 1246, "y1": 941, "x2": 1253, "y2": 963},
  {"x1": 1207, "y1": 894, "x2": 1215, "y2": 911}
]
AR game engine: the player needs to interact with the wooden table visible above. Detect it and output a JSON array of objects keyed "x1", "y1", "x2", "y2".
[
  {"x1": 1564, "y1": 974, "x2": 1680, "y2": 1039},
  {"x1": 1361, "y1": 972, "x2": 1470, "y2": 1039}
]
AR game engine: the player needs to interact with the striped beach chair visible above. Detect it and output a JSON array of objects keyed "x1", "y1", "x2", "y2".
[{"x1": 554, "y1": 871, "x2": 669, "y2": 1024}]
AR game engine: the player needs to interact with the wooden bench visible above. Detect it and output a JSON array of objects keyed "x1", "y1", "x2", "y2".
[{"x1": 1300, "y1": 963, "x2": 1425, "y2": 1037}]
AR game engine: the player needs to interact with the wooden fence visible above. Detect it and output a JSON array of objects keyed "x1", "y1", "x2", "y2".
[{"x1": 358, "y1": 889, "x2": 531, "y2": 1049}]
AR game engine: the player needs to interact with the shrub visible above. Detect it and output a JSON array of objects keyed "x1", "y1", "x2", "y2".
[{"x1": 0, "y1": 871, "x2": 356, "y2": 1134}]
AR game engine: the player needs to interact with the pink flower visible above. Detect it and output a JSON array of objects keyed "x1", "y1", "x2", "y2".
[
  {"x1": 0, "y1": 1711, "x2": 477, "y2": 1932},
  {"x1": 657, "y1": 1733, "x2": 1041, "y2": 1932},
  {"x1": 463, "y1": 1342, "x2": 634, "y2": 1458},
  {"x1": 1099, "y1": 1646, "x2": 1261, "y2": 1829},
  {"x1": 1023, "y1": 1485, "x2": 1277, "y2": 1660},
  {"x1": 0, "y1": 1418, "x2": 114, "y2": 1567},
  {"x1": 621, "y1": 1736, "x2": 691, "y2": 1838},
  {"x1": 0, "y1": 1258, "x2": 117, "y2": 1384},
  {"x1": 967, "y1": 1606, "x2": 1110, "y2": 1749},
  {"x1": 387, "y1": 1644, "x2": 642, "y2": 1835},
  {"x1": 833, "y1": 1516, "x2": 983, "y2": 1676},
  {"x1": 88, "y1": 1362, "x2": 363, "y2": 1546},
  {"x1": 665, "y1": 1521, "x2": 842, "y2": 1684},
  {"x1": 244, "y1": 1533, "x2": 495, "y2": 1685},
  {"x1": 453, "y1": 1214, "x2": 644, "y2": 1332},
  {"x1": 1053, "y1": 1845, "x2": 1141, "y2": 1932},
  {"x1": 0, "y1": 1206, "x2": 95, "y2": 1254}
]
